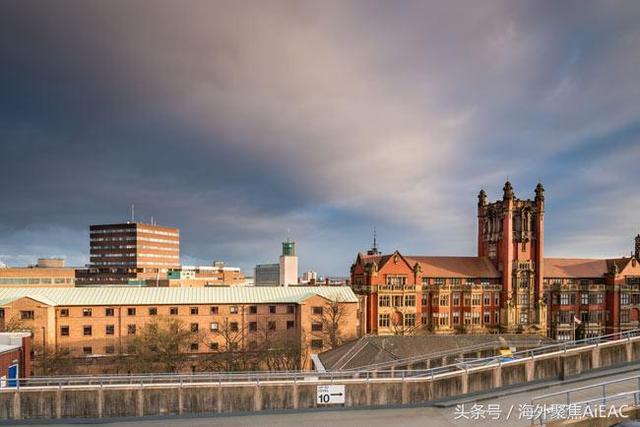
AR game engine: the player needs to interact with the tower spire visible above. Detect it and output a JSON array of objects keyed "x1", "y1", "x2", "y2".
[{"x1": 367, "y1": 227, "x2": 381, "y2": 255}]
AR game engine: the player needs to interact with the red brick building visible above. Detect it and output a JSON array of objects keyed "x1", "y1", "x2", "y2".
[
  {"x1": 0, "y1": 332, "x2": 32, "y2": 385},
  {"x1": 351, "y1": 182, "x2": 640, "y2": 340}
]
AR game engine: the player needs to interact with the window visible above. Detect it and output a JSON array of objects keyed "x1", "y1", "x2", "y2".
[
  {"x1": 20, "y1": 311, "x2": 34, "y2": 320},
  {"x1": 312, "y1": 306, "x2": 323, "y2": 315},
  {"x1": 451, "y1": 278, "x2": 461, "y2": 285},
  {"x1": 229, "y1": 306, "x2": 238, "y2": 314},
  {"x1": 60, "y1": 308, "x2": 69, "y2": 317},
  {"x1": 621, "y1": 293, "x2": 630, "y2": 305},
  {"x1": 127, "y1": 324, "x2": 136, "y2": 335},
  {"x1": 379, "y1": 314, "x2": 390, "y2": 327},
  {"x1": 311, "y1": 322, "x2": 323, "y2": 332},
  {"x1": 61, "y1": 326, "x2": 69, "y2": 336},
  {"x1": 404, "y1": 313, "x2": 416, "y2": 327},
  {"x1": 210, "y1": 306, "x2": 220, "y2": 315},
  {"x1": 581, "y1": 293, "x2": 589, "y2": 305},
  {"x1": 0, "y1": 309, "x2": 3, "y2": 318},
  {"x1": 404, "y1": 295, "x2": 416, "y2": 307},
  {"x1": 311, "y1": 339, "x2": 323, "y2": 349},
  {"x1": 452, "y1": 293, "x2": 460, "y2": 306},
  {"x1": 287, "y1": 320, "x2": 295, "y2": 329},
  {"x1": 127, "y1": 308, "x2": 136, "y2": 316},
  {"x1": 439, "y1": 312, "x2": 449, "y2": 326},
  {"x1": 494, "y1": 293, "x2": 500, "y2": 306},
  {"x1": 483, "y1": 294, "x2": 491, "y2": 305},
  {"x1": 83, "y1": 346, "x2": 92, "y2": 355},
  {"x1": 191, "y1": 323, "x2": 199, "y2": 332},
  {"x1": 83, "y1": 325, "x2": 92, "y2": 336},
  {"x1": 230, "y1": 322, "x2": 238, "y2": 332},
  {"x1": 209, "y1": 342, "x2": 219, "y2": 351},
  {"x1": 287, "y1": 305, "x2": 295, "y2": 314},
  {"x1": 106, "y1": 325, "x2": 115, "y2": 335},
  {"x1": 269, "y1": 305, "x2": 276, "y2": 314},
  {"x1": 148, "y1": 307, "x2": 158, "y2": 316},
  {"x1": 560, "y1": 294, "x2": 569, "y2": 305},
  {"x1": 249, "y1": 321, "x2": 257, "y2": 332},
  {"x1": 393, "y1": 295, "x2": 403, "y2": 307},
  {"x1": 453, "y1": 311, "x2": 460, "y2": 325},
  {"x1": 519, "y1": 312, "x2": 529, "y2": 324},
  {"x1": 434, "y1": 278, "x2": 445, "y2": 285},
  {"x1": 494, "y1": 312, "x2": 500, "y2": 324},
  {"x1": 621, "y1": 310, "x2": 630, "y2": 323},
  {"x1": 464, "y1": 312, "x2": 471, "y2": 325},
  {"x1": 470, "y1": 312, "x2": 479, "y2": 324},
  {"x1": 439, "y1": 295, "x2": 449, "y2": 306},
  {"x1": 83, "y1": 308, "x2": 92, "y2": 317},
  {"x1": 268, "y1": 321, "x2": 276, "y2": 331},
  {"x1": 379, "y1": 295, "x2": 391, "y2": 307},
  {"x1": 472, "y1": 294, "x2": 481, "y2": 306},
  {"x1": 210, "y1": 322, "x2": 219, "y2": 331},
  {"x1": 484, "y1": 311, "x2": 491, "y2": 324},
  {"x1": 190, "y1": 343, "x2": 199, "y2": 351},
  {"x1": 105, "y1": 346, "x2": 115, "y2": 354},
  {"x1": 105, "y1": 308, "x2": 114, "y2": 316},
  {"x1": 248, "y1": 306, "x2": 257, "y2": 314},
  {"x1": 190, "y1": 307, "x2": 199, "y2": 315},
  {"x1": 421, "y1": 294, "x2": 428, "y2": 306},
  {"x1": 170, "y1": 307, "x2": 179, "y2": 315}
]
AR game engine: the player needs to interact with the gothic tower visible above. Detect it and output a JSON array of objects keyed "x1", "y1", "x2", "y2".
[{"x1": 477, "y1": 182, "x2": 546, "y2": 333}]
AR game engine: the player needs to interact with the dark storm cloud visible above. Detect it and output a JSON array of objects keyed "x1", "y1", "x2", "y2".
[{"x1": 1, "y1": 1, "x2": 640, "y2": 274}]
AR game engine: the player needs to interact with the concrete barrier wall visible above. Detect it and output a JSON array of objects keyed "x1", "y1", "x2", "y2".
[{"x1": 3, "y1": 338, "x2": 640, "y2": 421}]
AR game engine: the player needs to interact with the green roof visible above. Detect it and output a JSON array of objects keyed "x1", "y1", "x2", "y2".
[{"x1": 0, "y1": 286, "x2": 358, "y2": 307}]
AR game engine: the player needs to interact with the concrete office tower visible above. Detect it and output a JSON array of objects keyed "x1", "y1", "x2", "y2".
[{"x1": 279, "y1": 238, "x2": 298, "y2": 287}]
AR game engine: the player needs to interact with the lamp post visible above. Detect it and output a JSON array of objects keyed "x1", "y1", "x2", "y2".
[{"x1": 41, "y1": 326, "x2": 46, "y2": 375}]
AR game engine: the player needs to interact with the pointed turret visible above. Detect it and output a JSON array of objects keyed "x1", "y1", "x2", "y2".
[{"x1": 503, "y1": 181, "x2": 514, "y2": 201}]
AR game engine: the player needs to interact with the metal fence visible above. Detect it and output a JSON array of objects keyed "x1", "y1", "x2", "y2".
[
  {"x1": 7, "y1": 328, "x2": 640, "y2": 389},
  {"x1": 530, "y1": 373, "x2": 640, "y2": 425}
]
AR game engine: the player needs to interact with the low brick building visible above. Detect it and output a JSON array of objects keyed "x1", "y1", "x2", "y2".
[
  {"x1": 0, "y1": 287, "x2": 359, "y2": 370},
  {"x1": 0, "y1": 332, "x2": 32, "y2": 385}
]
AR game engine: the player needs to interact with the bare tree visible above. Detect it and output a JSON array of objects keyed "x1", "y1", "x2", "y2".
[
  {"x1": 33, "y1": 346, "x2": 76, "y2": 376},
  {"x1": 121, "y1": 317, "x2": 202, "y2": 373}
]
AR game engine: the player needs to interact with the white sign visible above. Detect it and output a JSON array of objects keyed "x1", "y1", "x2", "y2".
[{"x1": 317, "y1": 384, "x2": 345, "y2": 405}]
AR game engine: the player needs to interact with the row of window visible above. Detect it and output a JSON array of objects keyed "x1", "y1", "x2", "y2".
[
  {"x1": 60, "y1": 319, "x2": 297, "y2": 337},
  {"x1": 0, "y1": 278, "x2": 73, "y2": 285},
  {"x1": 59, "y1": 304, "x2": 298, "y2": 318},
  {"x1": 552, "y1": 293, "x2": 605, "y2": 306},
  {"x1": 431, "y1": 292, "x2": 500, "y2": 307},
  {"x1": 433, "y1": 311, "x2": 499, "y2": 326}
]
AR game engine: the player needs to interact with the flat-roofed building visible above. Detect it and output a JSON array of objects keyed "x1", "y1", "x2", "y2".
[
  {"x1": 163, "y1": 263, "x2": 246, "y2": 287},
  {"x1": 255, "y1": 263, "x2": 280, "y2": 286},
  {"x1": 0, "y1": 287, "x2": 360, "y2": 370},
  {"x1": 76, "y1": 222, "x2": 180, "y2": 285},
  {"x1": 0, "y1": 332, "x2": 32, "y2": 383},
  {"x1": 0, "y1": 259, "x2": 76, "y2": 288}
]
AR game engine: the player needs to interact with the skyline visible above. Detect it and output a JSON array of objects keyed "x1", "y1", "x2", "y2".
[{"x1": 2, "y1": 1, "x2": 640, "y2": 275}]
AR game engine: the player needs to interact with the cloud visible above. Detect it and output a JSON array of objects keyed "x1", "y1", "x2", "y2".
[{"x1": 1, "y1": 1, "x2": 640, "y2": 275}]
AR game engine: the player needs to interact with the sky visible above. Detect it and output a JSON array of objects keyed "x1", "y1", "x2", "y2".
[{"x1": 1, "y1": 1, "x2": 640, "y2": 276}]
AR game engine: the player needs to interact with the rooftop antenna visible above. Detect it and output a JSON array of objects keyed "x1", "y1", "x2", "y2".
[
  {"x1": 151, "y1": 216, "x2": 154, "y2": 226},
  {"x1": 373, "y1": 227, "x2": 378, "y2": 252}
]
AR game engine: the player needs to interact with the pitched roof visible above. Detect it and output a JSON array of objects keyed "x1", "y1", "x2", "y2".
[
  {"x1": 543, "y1": 258, "x2": 609, "y2": 278},
  {"x1": 0, "y1": 286, "x2": 358, "y2": 307},
  {"x1": 318, "y1": 334, "x2": 555, "y2": 370},
  {"x1": 407, "y1": 256, "x2": 501, "y2": 278}
]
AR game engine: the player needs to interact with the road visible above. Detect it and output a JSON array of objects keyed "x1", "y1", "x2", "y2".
[{"x1": 18, "y1": 366, "x2": 640, "y2": 427}]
